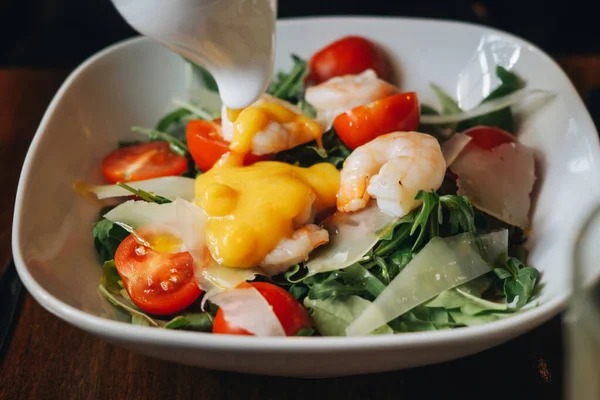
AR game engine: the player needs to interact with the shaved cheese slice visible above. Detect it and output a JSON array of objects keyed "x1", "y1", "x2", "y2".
[
  {"x1": 208, "y1": 286, "x2": 286, "y2": 337},
  {"x1": 346, "y1": 229, "x2": 508, "y2": 336},
  {"x1": 420, "y1": 88, "x2": 552, "y2": 125},
  {"x1": 441, "y1": 133, "x2": 472, "y2": 167},
  {"x1": 173, "y1": 198, "x2": 210, "y2": 263},
  {"x1": 103, "y1": 199, "x2": 186, "y2": 252},
  {"x1": 174, "y1": 199, "x2": 261, "y2": 290},
  {"x1": 90, "y1": 176, "x2": 195, "y2": 201},
  {"x1": 305, "y1": 201, "x2": 399, "y2": 276},
  {"x1": 450, "y1": 141, "x2": 536, "y2": 229}
]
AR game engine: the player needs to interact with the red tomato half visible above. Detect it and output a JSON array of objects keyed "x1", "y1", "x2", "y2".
[
  {"x1": 463, "y1": 125, "x2": 515, "y2": 150},
  {"x1": 212, "y1": 282, "x2": 312, "y2": 336},
  {"x1": 308, "y1": 36, "x2": 390, "y2": 84},
  {"x1": 186, "y1": 120, "x2": 272, "y2": 172},
  {"x1": 114, "y1": 234, "x2": 201, "y2": 316},
  {"x1": 101, "y1": 141, "x2": 188, "y2": 184},
  {"x1": 333, "y1": 92, "x2": 420, "y2": 149}
]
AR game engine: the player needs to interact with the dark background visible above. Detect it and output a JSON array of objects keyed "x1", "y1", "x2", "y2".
[{"x1": 0, "y1": 0, "x2": 598, "y2": 67}]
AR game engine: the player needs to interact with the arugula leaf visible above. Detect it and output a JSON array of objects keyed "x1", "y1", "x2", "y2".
[
  {"x1": 288, "y1": 191, "x2": 537, "y2": 328},
  {"x1": 307, "y1": 279, "x2": 367, "y2": 300},
  {"x1": 377, "y1": 191, "x2": 477, "y2": 255},
  {"x1": 422, "y1": 286, "x2": 516, "y2": 329},
  {"x1": 99, "y1": 283, "x2": 214, "y2": 330},
  {"x1": 422, "y1": 66, "x2": 524, "y2": 136},
  {"x1": 389, "y1": 305, "x2": 456, "y2": 332},
  {"x1": 282, "y1": 264, "x2": 309, "y2": 284},
  {"x1": 494, "y1": 267, "x2": 513, "y2": 280},
  {"x1": 171, "y1": 98, "x2": 216, "y2": 121},
  {"x1": 411, "y1": 191, "x2": 441, "y2": 250},
  {"x1": 420, "y1": 104, "x2": 440, "y2": 116},
  {"x1": 340, "y1": 263, "x2": 387, "y2": 298},
  {"x1": 374, "y1": 223, "x2": 413, "y2": 255},
  {"x1": 116, "y1": 182, "x2": 172, "y2": 204},
  {"x1": 299, "y1": 262, "x2": 387, "y2": 303},
  {"x1": 92, "y1": 219, "x2": 129, "y2": 264},
  {"x1": 131, "y1": 126, "x2": 189, "y2": 157},
  {"x1": 373, "y1": 256, "x2": 391, "y2": 284},
  {"x1": 300, "y1": 191, "x2": 479, "y2": 304},
  {"x1": 303, "y1": 266, "x2": 375, "y2": 301},
  {"x1": 415, "y1": 257, "x2": 538, "y2": 330},
  {"x1": 274, "y1": 128, "x2": 350, "y2": 169},
  {"x1": 289, "y1": 284, "x2": 308, "y2": 301},
  {"x1": 388, "y1": 247, "x2": 415, "y2": 278},
  {"x1": 304, "y1": 296, "x2": 393, "y2": 336},
  {"x1": 100, "y1": 262, "x2": 214, "y2": 330},
  {"x1": 427, "y1": 287, "x2": 513, "y2": 314},
  {"x1": 267, "y1": 55, "x2": 309, "y2": 102},
  {"x1": 131, "y1": 314, "x2": 152, "y2": 326},
  {"x1": 456, "y1": 66, "x2": 524, "y2": 133},
  {"x1": 439, "y1": 195, "x2": 477, "y2": 234},
  {"x1": 164, "y1": 313, "x2": 213, "y2": 331},
  {"x1": 156, "y1": 108, "x2": 194, "y2": 132},
  {"x1": 458, "y1": 273, "x2": 495, "y2": 296},
  {"x1": 98, "y1": 285, "x2": 160, "y2": 326},
  {"x1": 295, "y1": 328, "x2": 315, "y2": 337},
  {"x1": 100, "y1": 260, "x2": 122, "y2": 294},
  {"x1": 448, "y1": 310, "x2": 508, "y2": 326},
  {"x1": 430, "y1": 83, "x2": 462, "y2": 115},
  {"x1": 502, "y1": 259, "x2": 539, "y2": 308}
]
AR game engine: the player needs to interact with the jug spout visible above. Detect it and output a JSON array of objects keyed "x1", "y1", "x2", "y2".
[{"x1": 111, "y1": 0, "x2": 277, "y2": 109}]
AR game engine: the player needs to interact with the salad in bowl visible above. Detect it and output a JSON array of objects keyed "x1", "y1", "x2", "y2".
[{"x1": 82, "y1": 35, "x2": 541, "y2": 338}]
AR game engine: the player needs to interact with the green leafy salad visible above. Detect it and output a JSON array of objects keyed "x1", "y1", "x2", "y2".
[{"x1": 86, "y1": 34, "x2": 541, "y2": 337}]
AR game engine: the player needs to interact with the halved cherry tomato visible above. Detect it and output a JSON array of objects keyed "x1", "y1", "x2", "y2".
[
  {"x1": 333, "y1": 92, "x2": 420, "y2": 149},
  {"x1": 212, "y1": 282, "x2": 312, "y2": 336},
  {"x1": 308, "y1": 36, "x2": 390, "y2": 84},
  {"x1": 101, "y1": 141, "x2": 188, "y2": 184},
  {"x1": 186, "y1": 120, "x2": 273, "y2": 172},
  {"x1": 463, "y1": 125, "x2": 515, "y2": 150},
  {"x1": 114, "y1": 234, "x2": 201, "y2": 316}
]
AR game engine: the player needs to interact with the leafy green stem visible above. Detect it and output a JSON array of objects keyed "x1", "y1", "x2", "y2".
[
  {"x1": 116, "y1": 182, "x2": 172, "y2": 204},
  {"x1": 171, "y1": 98, "x2": 216, "y2": 121},
  {"x1": 131, "y1": 126, "x2": 189, "y2": 156},
  {"x1": 342, "y1": 263, "x2": 387, "y2": 298}
]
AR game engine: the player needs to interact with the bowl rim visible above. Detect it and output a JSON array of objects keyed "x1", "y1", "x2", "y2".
[{"x1": 12, "y1": 15, "x2": 595, "y2": 351}]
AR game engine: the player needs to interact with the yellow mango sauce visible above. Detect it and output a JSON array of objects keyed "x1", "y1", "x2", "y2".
[
  {"x1": 228, "y1": 100, "x2": 323, "y2": 154},
  {"x1": 194, "y1": 101, "x2": 339, "y2": 268}
]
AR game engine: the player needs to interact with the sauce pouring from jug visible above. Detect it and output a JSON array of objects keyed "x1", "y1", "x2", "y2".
[{"x1": 111, "y1": 0, "x2": 277, "y2": 110}]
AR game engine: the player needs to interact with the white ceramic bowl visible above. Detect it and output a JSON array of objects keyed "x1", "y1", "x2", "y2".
[{"x1": 12, "y1": 16, "x2": 600, "y2": 377}]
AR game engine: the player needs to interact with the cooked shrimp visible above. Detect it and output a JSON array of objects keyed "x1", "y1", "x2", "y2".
[
  {"x1": 260, "y1": 224, "x2": 329, "y2": 275},
  {"x1": 221, "y1": 94, "x2": 324, "y2": 156},
  {"x1": 305, "y1": 69, "x2": 399, "y2": 128},
  {"x1": 337, "y1": 131, "x2": 446, "y2": 217}
]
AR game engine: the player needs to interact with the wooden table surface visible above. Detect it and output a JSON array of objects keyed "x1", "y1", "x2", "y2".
[{"x1": 0, "y1": 56, "x2": 598, "y2": 400}]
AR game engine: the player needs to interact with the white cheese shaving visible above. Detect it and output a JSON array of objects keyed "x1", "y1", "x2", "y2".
[
  {"x1": 450, "y1": 141, "x2": 536, "y2": 229},
  {"x1": 208, "y1": 286, "x2": 286, "y2": 337},
  {"x1": 441, "y1": 133, "x2": 472, "y2": 167},
  {"x1": 346, "y1": 229, "x2": 508, "y2": 336},
  {"x1": 420, "y1": 88, "x2": 552, "y2": 125},
  {"x1": 305, "y1": 201, "x2": 399, "y2": 276}
]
